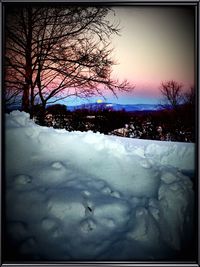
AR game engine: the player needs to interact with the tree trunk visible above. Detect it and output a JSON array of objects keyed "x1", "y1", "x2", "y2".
[
  {"x1": 22, "y1": 7, "x2": 33, "y2": 113},
  {"x1": 22, "y1": 84, "x2": 30, "y2": 112},
  {"x1": 38, "y1": 102, "x2": 46, "y2": 125},
  {"x1": 30, "y1": 85, "x2": 35, "y2": 119}
]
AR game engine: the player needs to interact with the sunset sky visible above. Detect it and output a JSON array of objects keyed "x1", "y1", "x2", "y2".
[{"x1": 63, "y1": 6, "x2": 195, "y2": 106}]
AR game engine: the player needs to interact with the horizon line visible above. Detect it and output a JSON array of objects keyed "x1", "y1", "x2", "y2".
[{"x1": 63, "y1": 102, "x2": 161, "y2": 107}]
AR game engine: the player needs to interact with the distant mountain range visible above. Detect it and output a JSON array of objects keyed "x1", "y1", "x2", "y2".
[
  {"x1": 66, "y1": 103, "x2": 167, "y2": 112},
  {"x1": 6, "y1": 102, "x2": 171, "y2": 112}
]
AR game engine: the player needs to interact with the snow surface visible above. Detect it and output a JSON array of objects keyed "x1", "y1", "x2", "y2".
[{"x1": 5, "y1": 111, "x2": 195, "y2": 261}]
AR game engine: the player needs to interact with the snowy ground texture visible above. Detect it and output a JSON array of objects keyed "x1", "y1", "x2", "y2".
[{"x1": 5, "y1": 111, "x2": 195, "y2": 261}]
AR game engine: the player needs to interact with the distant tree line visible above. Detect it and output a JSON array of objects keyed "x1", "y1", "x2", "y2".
[
  {"x1": 159, "y1": 80, "x2": 195, "y2": 135},
  {"x1": 160, "y1": 80, "x2": 195, "y2": 110},
  {"x1": 32, "y1": 101, "x2": 195, "y2": 142}
]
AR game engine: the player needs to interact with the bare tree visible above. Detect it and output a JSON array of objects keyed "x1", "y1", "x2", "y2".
[
  {"x1": 4, "y1": 5, "x2": 133, "y2": 116},
  {"x1": 183, "y1": 86, "x2": 195, "y2": 106},
  {"x1": 160, "y1": 80, "x2": 183, "y2": 110}
]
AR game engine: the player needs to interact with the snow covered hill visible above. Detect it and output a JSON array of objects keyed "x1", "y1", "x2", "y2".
[{"x1": 5, "y1": 111, "x2": 195, "y2": 261}]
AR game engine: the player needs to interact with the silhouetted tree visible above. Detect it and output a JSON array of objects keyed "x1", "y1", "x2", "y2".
[
  {"x1": 4, "y1": 86, "x2": 21, "y2": 108},
  {"x1": 160, "y1": 80, "x2": 183, "y2": 110},
  {"x1": 183, "y1": 86, "x2": 195, "y2": 106},
  {"x1": 181, "y1": 85, "x2": 195, "y2": 130},
  {"x1": 4, "y1": 5, "x2": 133, "y2": 117}
]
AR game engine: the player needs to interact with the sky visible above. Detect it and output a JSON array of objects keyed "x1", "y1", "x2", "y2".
[{"x1": 62, "y1": 6, "x2": 195, "y2": 106}]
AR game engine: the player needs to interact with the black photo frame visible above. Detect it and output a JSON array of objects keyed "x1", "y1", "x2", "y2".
[{"x1": 1, "y1": 0, "x2": 199, "y2": 266}]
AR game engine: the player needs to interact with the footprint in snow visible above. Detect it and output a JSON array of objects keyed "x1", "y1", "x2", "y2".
[
  {"x1": 19, "y1": 237, "x2": 37, "y2": 255},
  {"x1": 80, "y1": 218, "x2": 96, "y2": 233},
  {"x1": 86, "y1": 180, "x2": 105, "y2": 190},
  {"x1": 100, "y1": 218, "x2": 115, "y2": 228},
  {"x1": 140, "y1": 159, "x2": 152, "y2": 169},
  {"x1": 102, "y1": 186, "x2": 121, "y2": 198},
  {"x1": 41, "y1": 218, "x2": 57, "y2": 231},
  {"x1": 52, "y1": 228, "x2": 61, "y2": 238},
  {"x1": 110, "y1": 191, "x2": 121, "y2": 198},
  {"x1": 160, "y1": 171, "x2": 178, "y2": 184},
  {"x1": 14, "y1": 174, "x2": 32, "y2": 185},
  {"x1": 51, "y1": 161, "x2": 64, "y2": 169},
  {"x1": 82, "y1": 190, "x2": 91, "y2": 197},
  {"x1": 7, "y1": 221, "x2": 28, "y2": 240},
  {"x1": 102, "y1": 186, "x2": 112, "y2": 195},
  {"x1": 82, "y1": 190, "x2": 94, "y2": 216}
]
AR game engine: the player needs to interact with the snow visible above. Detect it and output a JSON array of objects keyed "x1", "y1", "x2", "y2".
[{"x1": 5, "y1": 110, "x2": 195, "y2": 260}]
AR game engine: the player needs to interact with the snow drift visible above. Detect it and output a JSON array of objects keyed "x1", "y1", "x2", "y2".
[{"x1": 5, "y1": 111, "x2": 195, "y2": 261}]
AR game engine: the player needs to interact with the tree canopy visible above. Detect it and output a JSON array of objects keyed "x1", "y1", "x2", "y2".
[
  {"x1": 160, "y1": 80, "x2": 183, "y2": 110},
  {"x1": 4, "y1": 4, "x2": 133, "y2": 116}
]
